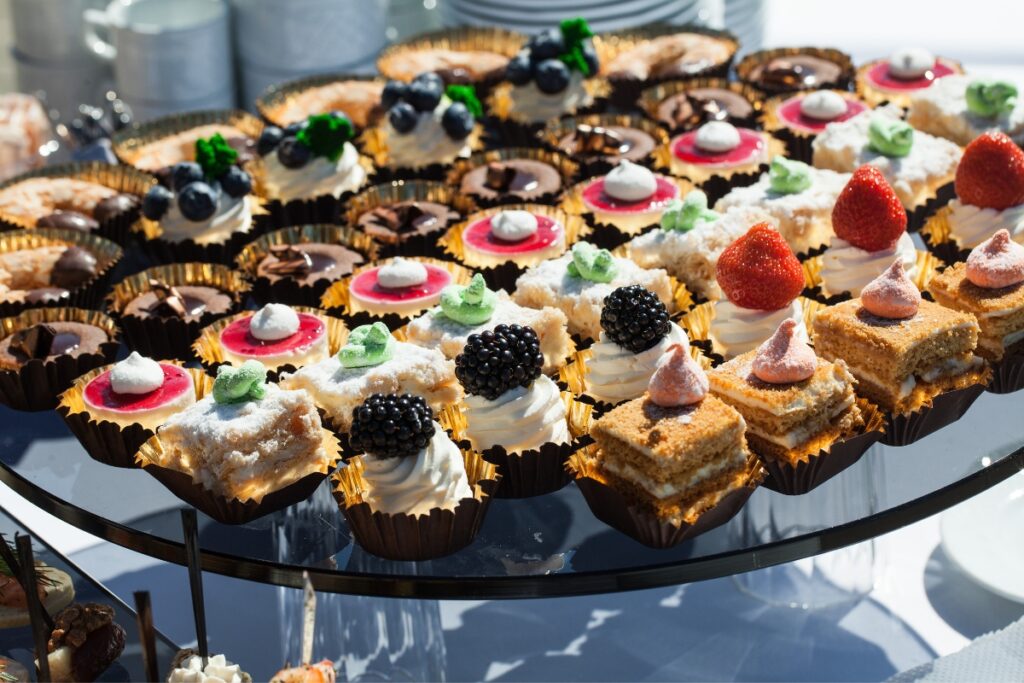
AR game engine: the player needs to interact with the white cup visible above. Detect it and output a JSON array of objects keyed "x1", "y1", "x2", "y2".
[
  {"x1": 121, "y1": 91, "x2": 237, "y2": 123},
  {"x1": 12, "y1": 48, "x2": 114, "y2": 120},
  {"x1": 11, "y1": 0, "x2": 108, "y2": 63},
  {"x1": 84, "y1": 0, "x2": 235, "y2": 103}
]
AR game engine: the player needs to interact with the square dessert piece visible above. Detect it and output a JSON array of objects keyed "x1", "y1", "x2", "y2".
[
  {"x1": 591, "y1": 394, "x2": 751, "y2": 525},
  {"x1": 513, "y1": 249, "x2": 674, "y2": 340},
  {"x1": 812, "y1": 104, "x2": 962, "y2": 209},
  {"x1": 715, "y1": 167, "x2": 851, "y2": 255},
  {"x1": 907, "y1": 75, "x2": 1024, "y2": 147},
  {"x1": 930, "y1": 262, "x2": 1024, "y2": 361},
  {"x1": 813, "y1": 298, "x2": 988, "y2": 414},
  {"x1": 404, "y1": 292, "x2": 573, "y2": 374},
  {"x1": 709, "y1": 351, "x2": 863, "y2": 464},
  {"x1": 624, "y1": 206, "x2": 773, "y2": 301}
]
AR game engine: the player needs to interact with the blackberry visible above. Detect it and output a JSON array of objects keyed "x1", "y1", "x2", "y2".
[
  {"x1": 455, "y1": 324, "x2": 544, "y2": 401},
  {"x1": 600, "y1": 285, "x2": 671, "y2": 354},
  {"x1": 349, "y1": 393, "x2": 435, "y2": 459}
]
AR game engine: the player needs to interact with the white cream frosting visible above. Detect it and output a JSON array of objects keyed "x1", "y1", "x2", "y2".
[
  {"x1": 820, "y1": 232, "x2": 919, "y2": 297},
  {"x1": 264, "y1": 141, "x2": 365, "y2": 202},
  {"x1": 158, "y1": 194, "x2": 252, "y2": 245},
  {"x1": 709, "y1": 298, "x2": 806, "y2": 358},
  {"x1": 249, "y1": 303, "x2": 300, "y2": 341},
  {"x1": 377, "y1": 257, "x2": 428, "y2": 289},
  {"x1": 908, "y1": 75, "x2": 1024, "y2": 147},
  {"x1": 491, "y1": 210, "x2": 538, "y2": 242},
  {"x1": 888, "y1": 48, "x2": 935, "y2": 79},
  {"x1": 361, "y1": 423, "x2": 473, "y2": 516},
  {"x1": 167, "y1": 654, "x2": 245, "y2": 683},
  {"x1": 464, "y1": 374, "x2": 569, "y2": 453},
  {"x1": 947, "y1": 198, "x2": 1024, "y2": 248},
  {"x1": 584, "y1": 322, "x2": 689, "y2": 404},
  {"x1": 109, "y1": 352, "x2": 164, "y2": 394},
  {"x1": 385, "y1": 102, "x2": 470, "y2": 168},
  {"x1": 508, "y1": 71, "x2": 591, "y2": 124},
  {"x1": 801, "y1": 91, "x2": 847, "y2": 121},
  {"x1": 695, "y1": 121, "x2": 741, "y2": 153},
  {"x1": 603, "y1": 160, "x2": 657, "y2": 201}
]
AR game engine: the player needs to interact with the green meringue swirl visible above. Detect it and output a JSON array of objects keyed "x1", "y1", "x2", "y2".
[
  {"x1": 440, "y1": 273, "x2": 497, "y2": 325},
  {"x1": 339, "y1": 322, "x2": 394, "y2": 368},
  {"x1": 868, "y1": 116, "x2": 914, "y2": 157},
  {"x1": 660, "y1": 190, "x2": 720, "y2": 233},
  {"x1": 566, "y1": 242, "x2": 617, "y2": 283},
  {"x1": 213, "y1": 360, "x2": 267, "y2": 404},
  {"x1": 769, "y1": 155, "x2": 812, "y2": 194},
  {"x1": 965, "y1": 80, "x2": 1018, "y2": 118}
]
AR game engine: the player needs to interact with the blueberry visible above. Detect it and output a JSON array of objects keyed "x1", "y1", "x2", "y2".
[
  {"x1": 505, "y1": 51, "x2": 533, "y2": 86},
  {"x1": 406, "y1": 79, "x2": 442, "y2": 112},
  {"x1": 412, "y1": 72, "x2": 444, "y2": 90},
  {"x1": 582, "y1": 41, "x2": 599, "y2": 75},
  {"x1": 219, "y1": 166, "x2": 252, "y2": 198},
  {"x1": 529, "y1": 29, "x2": 564, "y2": 62},
  {"x1": 141, "y1": 185, "x2": 173, "y2": 220},
  {"x1": 177, "y1": 182, "x2": 218, "y2": 221},
  {"x1": 388, "y1": 102, "x2": 418, "y2": 134},
  {"x1": 534, "y1": 59, "x2": 571, "y2": 94},
  {"x1": 441, "y1": 102, "x2": 474, "y2": 140},
  {"x1": 381, "y1": 80, "x2": 408, "y2": 108},
  {"x1": 284, "y1": 121, "x2": 305, "y2": 137},
  {"x1": 170, "y1": 162, "x2": 204, "y2": 191},
  {"x1": 276, "y1": 136, "x2": 312, "y2": 169},
  {"x1": 257, "y1": 126, "x2": 284, "y2": 156}
]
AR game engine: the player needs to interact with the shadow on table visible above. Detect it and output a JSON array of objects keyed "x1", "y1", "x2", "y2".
[
  {"x1": 0, "y1": 408, "x2": 72, "y2": 467},
  {"x1": 924, "y1": 545, "x2": 1024, "y2": 641}
]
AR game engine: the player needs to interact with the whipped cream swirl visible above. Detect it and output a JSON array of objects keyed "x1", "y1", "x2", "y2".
[
  {"x1": 362, "y1": 423, "x2": 473, "y2": 516},
  {"x1": 464, "y1": 374, "x2": 569, "y2": 453},
  {"x1": 167, "y1": 654, "x2": 245, "y2": 683},
  {"x1": 709, "y1": 298, "x2": 806, "y2": 358},
  {"x1": 509, "y1": 72, "x2": 590, "y2": 123},
  {"x1": 159, "y1": 194, "x2": 252, "y2": 245},
  {"x1": 584, "y1": 323, "x2": 689, "y2": 403},
  {"x1": 820, "y1": 232, "x2": 918, "y2": 297},
  {"x1": 947, "y1": 198, "x2": 1024, "y2": 248},
  {"x1": 264, "y1": 142, "x2": 365, "y2": 202},
  {"x1": 385, "y1": 103, "x2": 470, "y2": 168}
]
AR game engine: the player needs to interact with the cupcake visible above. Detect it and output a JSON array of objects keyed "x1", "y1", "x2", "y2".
[
  {"x1": 43, "y1": 603, "x2": 126, "y2": 683},
  {"x1": 450, "y1": 147, "x2": 577, "y2": 209},
  {"x1": 112, "y1": 109, "x2": 262, "y2": 173},
  {"x1": 856, "y1": 48, "x2": 964, "y2": 108},
  {"x1": 346, "y1": 180, "x2": 469, "y2": 258},
  {"x1": 638, "y1": 78, "x2": 761, "y2": 133},
  {"x1": 665, "y1": 120, "x2": 782, "y2": 201},
  {"x1": 376, "y1": 26, "x2": 522, "y2": 91},
  {"x1": 257, "y1": 73, "x2": 386, "y2": 130},
  {"x1": 737, "y1": 47, "x2": 854, "y2": 95},
  {"x1": 764, "y1": 89, "x2": 870, "y2": 162},
  {"x1": 908, "y1": 76, "x2": 1023, "y2": 148},
  {"x1": 167, "y1": 652, "x2": 252, "y2": 683},
  {"x1": 280, "y1": 322, "x2": 460, "y2": 435},
  {"x1": 540, "y1": 114, "x2": 666, "y2": 177}
]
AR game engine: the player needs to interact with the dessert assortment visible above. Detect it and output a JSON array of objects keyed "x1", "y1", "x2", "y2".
[{"x1": 1, "y1": 19, "x2": 1020, "y2": 556}]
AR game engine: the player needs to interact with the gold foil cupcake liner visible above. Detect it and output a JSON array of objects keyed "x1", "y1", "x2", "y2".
[
  {"x1": 360, "y1": 124, "x2": 485, "y2": 177},
  {"x1": 538, "y1": 113, "x2": 670, "y2": 178},
  {"x1": 321, "y1": 257, "x2": 474, "y2": 330},
  {"x1": 137, "y1": 428, "x2": 341, "y2": 525},
  {"x1": 332, "y1": 447, "x2": 499, "y2": 561},
  {"x1": 568, "y1": 448, "x2": 764, "y2": 548},
  {"x1": 376, "y1": 26, "x2": 524, "y2": 88},
  {"x1": 855, "y1": 57, "x2": 965, "y2": 109},
  {"x1": 112, "y1": 109, "x2": 264, "y2": 171},
  {"x1": 254, "y1": 153, "x2": 376, "y2": 226},
  {"x1": 486, "y1": 78, "x2": 612, "y2": 128},
  {"x1": 0, "y1": 307, "x2": 120, "y2": 411},
  {"x1": 988, "y1": 348, "x2": 1024, "y2": 395},
  {"x1": 256, "y1": 73, "x2": 387, "y2": 129},
  {"x1": 58, "y1": 363, "x2": 214, "y2": 469},
  {"x1": 637, "y1": 78, "x2": 764, "y2": 133},
  {"x1": 107, "y1": 262, "x2": 250, "y2": 361},
  {"x1": 193, "y1": 306, "x2": 348, "y2": 379},
  {"x1": 736, "y1": 47, "x2": 855, "y2": 95},
  {"x1": 762, "y1": 90, "x2": 868, "y2": 163},
  {"x1": 802, "y1": 249, "x2": 942, "y2": 305},
  {"x1": 447, "y1": 147, "x2": 581, "y2": 210},
  {"x1": 236, "y1": 224, "x2": 378, "y2": 307},
  {"x1": 920, "y1": 204, "x2": 971, "y2": 265}
]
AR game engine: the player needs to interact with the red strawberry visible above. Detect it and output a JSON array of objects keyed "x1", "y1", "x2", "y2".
[
  {"x1": 955, "y1": 132, "x2": 1024, "y2": 210},
  {"x1": 717, "y1": 222, "x2": 804, "y2": 311},
  {"x1": 831, "y1": 165, "x2": 907, "y2": 252}
]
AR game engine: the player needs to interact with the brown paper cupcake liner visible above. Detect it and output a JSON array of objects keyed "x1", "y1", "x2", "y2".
[
  {"x1": 193, "y1": 306, "x2": 348, "y2": 380},
  {"x1": 57, "y1": 364, "x2": 214, "y2": 468},
  {"x1": 920, "y1": 204, "x2": 971, "y2": 265},
  {"x1": 447, "y1": 147, "x2": 581, "y2": 210},
  {"x1": 360, "y1": 124, "x2": 485, "y2": 180},
  {"x1": 908, "y1": 181, "x2": 955, "y2": 233},
  {"x1": 0, "y1": 307, "x2": 120, "y2": 411},
  {"x1": 568, "y1": 448, "x2": 764, "y2": 548},
  {"x1": 762, "y1": 91, "x2": 869, "y2": 164},
  {"x1": 136, "y1": 429, "x2": 340, "y2": 525},
  {"x1": 486, "y1": 78, "x2": 612, "y2": 134},
  {"x1": 855, "y1": 58, "x2": 965, "y2": 109},
  {"x1": 988, "y1": 347, "x2": 1024, "y2": 394},
  {"x1": 256, "y1": 73, "x2": 387, "y2": 129},
  {"x1": 107, "y1": 262, "x2": 250, "y2": 361},
  {"x1": 255, "y1": 154, "x2": 376, "y2": 227},
  {"x1": 321, "y1": 257, "x2": 474, "y2": 330},
  {"x1": 332, "y1": 448, "x2": 500, "y2": 561},
  {"x1": 344, "y1": 180, "x2": 476, "y2": 259},
  {"x1": 802, "y1": 249, "x2": 942, "y2": 305},
  {"x1": 236, "y1": 224, "x2": 378, "y2": 307},
  {"x1": 736, "y1": 47, "x2": 855, "y2": 96},
  {"x1": 0, "y1": 228, "x2": 123, "y2": 317},
  {"x1": 537, "y1": 114, "x2": 670, "y2": 178},
  {"x1": 637, "y1": 78, "x2": 764, "y2": 134},
  {"x1": 881, "y1": 379, "x2": 988, "y2": 447},
  {"x1": 0, "y1": 162, "x2": 155, "y2": 246},
  {"x1": 758, "y1": 399, "x2": 886, "y2": 495}
]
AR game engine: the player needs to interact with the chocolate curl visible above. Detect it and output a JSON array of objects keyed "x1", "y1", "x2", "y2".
[
  {"x1": 367, "y1": 203, "x2": 430, "y2": 234},
  {"x1": 133, "y1": 591, "x2": 159, "y2": 683},
  {"x1": 146, "y1": 278, "x2": 188, "y2": 318},
  {"x1": 16, "y1": 534, "x2": 51, "y2": 682},
  {"x1": 484, "y1": 163, "x2": 516, "y2": 192},
  {"x1": 10, "y1": 324, "x2": 57, "y2": 360},
  {"x1": 180, "y1": 509, "x2": 209, "y2": 669},
  {"x1": 575, "y1": 124, "x2": 626, "y2": 155},
  {"x1": 762, "y1": 60, "x2": 812, "y2": 89},
  {"x1": 676, "y1": 94, "x2": 728, "y2": 128},
  {"x1": 263, "y1": 245, "x2": 314, "y2": 277},
  {"x1": 301, "y1": 571, "x2": 315, "y2": 666}
]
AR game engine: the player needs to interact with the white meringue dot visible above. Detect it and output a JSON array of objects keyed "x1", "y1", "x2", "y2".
[
  {"x1": 603, "y1": 159, "x2": 657, "y2": 202},
  {"x1": 888, "y1": 47, "x2": 935, "y2": 79},
  {"x1": 491, "y1": 210, "x2": 539, "y2": 242},
  {"x1": 800, "y1": 90, "x2": 847, "y2": 121},
  {"x1": 109, "y1": 351, "x2": 164, "y2": 395},
  {"x1": 377, "y1": 257, "x2": 428, "y2": 289},
  {"x1": 249, "y1": 303, "x2": 300, "y2": 341},
  {"x1": 695, "y1": 121, "x2": 741, "y2": 153}
]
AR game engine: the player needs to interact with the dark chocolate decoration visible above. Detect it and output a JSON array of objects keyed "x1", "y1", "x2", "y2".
[
  {"x1": 574, "y1": 124, "x2": 627, "y2": 156},
  {"x1": 10, "y1": 323, "x2": 57, "y2": 359},
  {"x1": 35, "y1": 211, "x2": 99, "y2": 232},
  {"x1": 676, "y1": 94, "x2": 729, "y2": 128},
  {"x1": 50, "y1": 247, "x2": 99, "y2": 289},
  {"x1": 761, "y1": 59, "x2": 815, "y2": 89},
  {"x1": 435, "y1": 67, "x2": 473, "y2": 86},
  {"x1": 93, "y1": 194, "x2": 139, "y2": 223},
  {"x1": 263, "y1": 244, "x2": 315, "y2": 277},
  {"x1": 367, "y1": 203, "x2": 435, "y2": 234},
  {"x1": 226, "y1": 136, "x2": 257, "y2": 165},
  {"x1": 24, "y1": 287, "x2": 70, "y2": 305},
  {"x1": 145, "y1": 278, "x2": 189, "y2": 318},
  {"x1": 484, "y1": 162, "x2": 538, "y2": 193}
]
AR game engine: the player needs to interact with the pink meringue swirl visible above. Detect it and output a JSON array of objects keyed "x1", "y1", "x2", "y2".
[
  {"x1": 648, "y1": 343, "x2": 709, "y2": 407},
  {"x1": 861, "y1": 260, "x2": 921, "y2": 319},
  {"x1": 751, "y1": 318, "x2": 817, "y2": 384},
  {"x1": 965, "y1": 229, "x2": 1024, "y2": 289}
]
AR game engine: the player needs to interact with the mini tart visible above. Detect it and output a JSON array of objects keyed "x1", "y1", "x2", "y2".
[
  {"x1": 486, "y1": 77, "x2": 610, "y2": 134},
  {"x1": 359, "y1": 116, "x2": 484, "y2": 179},
  {"x1": 538, "y1": 114, "x2": 668, "y2": 177},
  {"x1": 322, "y1": 257, "x2": 473, "y2": 328},
  {"x1": 193, "y1": 306, "x2": 346, "y2": 376},
  {"x1": 236, "y1": 224, "x2": 376, "y2": 306},
  {"x1": 564, "y1": 174, "x2": 692, "y2": 246},
  {"x1": 447, "y1": 148, "x2": 579, "y2": 209},
  {"x1": 662, "y1": 128, "x2": 783, "y2": 201},
  {"x1": 0, "y1": 307, "x2": 120, "y2": 411},
  {"x1": 376, "y1": 26, "x2": 524, "y2": 90},
  {"x1": 856, "y1": 56, "x2": 964, "y2": 108},
  {"x1": 736, "y1": 47, "x2": 855, "y2": 95},
  {"x1": 0, "y1": 228, "x2": 123, "y2": 317},
  {"x1": 58, "y1": 362, "x2": 211, "y2": 468},
  {"x1": 256, "y1": 73, "x2": 387, "y2": 129},
  {"x1": 763, "y1": 90, "x2": 870, "y2": 162},
  {"x1": 637, "y1": 78, "x2": 763, "y2": 133}
]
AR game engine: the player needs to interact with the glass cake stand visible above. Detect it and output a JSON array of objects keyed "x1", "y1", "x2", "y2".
[{"x1": 0, "y1": 389, "x2": 1021, "y2": 600}]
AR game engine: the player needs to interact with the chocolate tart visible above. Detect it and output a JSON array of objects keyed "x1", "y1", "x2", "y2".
[
  {"x1": 538, "y1": 114, "x2": 668, "y2": 178},
  {"x1": 256, "y1": 73, "x2": 387, "y2": 129},
  {"x1": 638, "y1": 78, "x2": 763, "y2": 133},
  {"x1": 447, "y1": 148, "x2": 579, "y2": 209},
  {"x1": 737, "y1": 47, "x2": 854, "y2": 95}
]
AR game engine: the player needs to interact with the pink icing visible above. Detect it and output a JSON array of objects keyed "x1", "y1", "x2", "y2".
[
  {"x1": 463, "y1": 213, "x2": 562, "y2": 255},
  {"x1": 864, "y1": 60, "x2": 957, "y2": 92},
  {"x1": 965, "y1": 229, "x2": 1024, "y2": 289},
  {"x1": 670, "y1": 128, "x2": 766, "y2": 167},
  {"x1": 581, "y1": 176, "x2": 681, "y2": 214},
  {"x1": 350, "y1": 263, "x2": 452, "y2": 305},
  {"x1": 861, "y1": 260, "x2": 921, "y2": 319},
  {"x1": 220, "y1": 313, "x2": 325, "y2": 357},
  {"x1": 647, "y1": 343, "x2": 709, "y2": 407},
  {"x1": 83, "y1": 364, "x2": 192, "y2": 414},
  {"x1": 751, "y1": 319, "x2": 816, "y2": 384},
  {"x1": 777, "y1": 95, "x2": 868, "y2": 133}
]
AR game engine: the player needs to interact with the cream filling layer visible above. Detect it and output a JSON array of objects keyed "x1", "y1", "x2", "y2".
[
  {"x1": 744, "y1": 394, "x2": 855, "y2": 449},
  {"x1": 584, "y1": 323, "x2": 689, "y2": 403},
  {"x1": 601, "y1": 445, "x2": 748, "y2": 501},
  {"x1": 464, "y1": 374, "x2": 569, "y2": 453},
  {"x1": 264, "y1": 142, "x2": 365, "y2": 202}
]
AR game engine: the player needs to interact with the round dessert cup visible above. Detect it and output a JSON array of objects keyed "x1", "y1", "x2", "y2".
[
  {"x1": 343, "y1": 180, "x2": 476, "y2": 259},
  {"x1": 736, "y1": 47, "x2": 855, "y2": 96},
  {"x1": 256, "y1": 72, "x2": 387, "y2": 130},
  {"x1": 235, "y1": 224, "x2": 378, "y2": 307},
  {"x1": 637, "y1": 78, "x2": 764, "y2": 135},
  {"x1": 0, "y1": 162, "x2": 154, "y2": 247},
  {"x1": 0, "y1": 228, "x2": 123, "y2": 318},
  {"x1": 537, "y1": 113, "x2": 670, "y2": 179},
  {"x1": 762, "y1": 90, "x2": 870, "y2": 163},
  {"x1": 880, "y1": 375, "x2": 991, "y2": 447},
  {"x1": 192, "y1": 306, "x2": 348, "y2": 381},
  {"x1": 321, "y1": 257, "x2": 474, "y2": 330},
  {"x1": 486, "y1": 78, "x2": 611, "y2": 147},
  {"x1": 446, "y1": 147, "x2": 580, "y2": 210},
  {"x1": 57, "y1": 362, "x2": 213, "y2": 469},
  {"x1": 438, "y1": 204, "x2": 589, "y2": 292},
  {"x1": 0, "y1": 307, "x2": 120, "y2": 411},
  {"x1": 562, "y1": 174, "x2": 694, "y2": 250},
  {"x1": 855, "y1": 57, "x2": 965, "y2": 109},
  {"x1": 360, "y1": 122, "x2": 485, "y2": 183},
  {"x1": 920, "y1": 204, "x2": 977, "y2": 266},
  {"x1": 106, "y1": 262, "x2": 250, "y2": 361},
  {"x1": 332, "y1": 446, "x2": 500, "y2": 562},
  {"x1": 568, "y1": 445, "x2": 765, "y2": 549},
  {"x1": 253, "y1": 152, "x2": 375, "y2": 228},
  {"x1": 658, "y1": 131, "x2": 785, "y2": 205},
  {"x1": 136, "y1": 428, "x2": 341, "y2": 525},
  {"x1": 801, "y1": 248, "x2": 943, "y2": 306}
]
